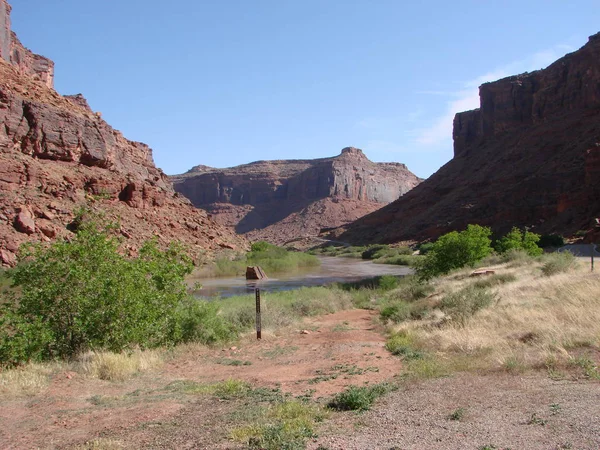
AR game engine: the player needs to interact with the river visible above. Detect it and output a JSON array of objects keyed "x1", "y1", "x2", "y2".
[{"x1": 190, "y1": 256, "x2": 412, "y2": 298}]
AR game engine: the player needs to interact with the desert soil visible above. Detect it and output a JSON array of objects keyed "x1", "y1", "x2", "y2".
[{"x1": 1, "y1": 309, "x2": 598, "y2": 449}]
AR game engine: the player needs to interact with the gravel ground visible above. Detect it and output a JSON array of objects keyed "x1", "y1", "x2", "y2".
[{"x1": 309, "y1": 373, "x2": 600, "y2": 450}]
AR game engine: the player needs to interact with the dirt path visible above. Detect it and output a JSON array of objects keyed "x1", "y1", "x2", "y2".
[{"x1": 0, "y1": 309, "x2": 401, "y2": 449}]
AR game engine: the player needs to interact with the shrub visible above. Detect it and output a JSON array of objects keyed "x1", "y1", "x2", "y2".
[
  {"x1": 0, "y1": 220, "x2": 233, "y2": 367},
  {"x1": 328, "y1": 383, "x2": 393, "y2": 411},
  {"x1": 541, "y1": 252, "x2": 576, "y2": 276},
  {"x1": 417, "y1": 242, "x2": 435, "y2": 255},
  {"x1": 495, "y1": 227, "x2": 542, "y2": 256},
  {"x1": 386, "y1": 331, "x2": 424, "y2": 359},
  {"x1": 416, "y1": 225, "x2": 493, "y2": 280},
  {"x1": 538, "y1": 234, "x2": 565, "y2": 248},
  {"x1": 380, "y1": 301, "x2": 411, "y2": 323},
  {"x1": 361, "y1": 244, "x2": 389, "y2": 260},
  {"x1": 440, "y1": 286, "x2": 496, "y2": 325}
]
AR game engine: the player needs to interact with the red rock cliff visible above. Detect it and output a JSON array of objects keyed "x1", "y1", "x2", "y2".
[
  {"x1": 339, "y1": 32, "x2": 600, "y2": 244},
  {"x1": 0, "y1": 1, "x2": 247, "y2": 266},
  {"x1": 0, "y1": 0, "x2": 54, "y2": 89}
]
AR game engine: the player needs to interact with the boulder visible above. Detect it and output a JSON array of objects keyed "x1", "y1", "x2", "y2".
[
  {"x1": 246, "y1": 266, "x2": 267, "y2": 280},
  {"x1": 14, "y1": 207, "x2": 35, "y2": 234}
]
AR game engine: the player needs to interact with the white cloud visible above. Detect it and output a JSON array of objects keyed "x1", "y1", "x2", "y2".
[{"x1": 415, "y1": 44, "x2": 575, "y2": 147}]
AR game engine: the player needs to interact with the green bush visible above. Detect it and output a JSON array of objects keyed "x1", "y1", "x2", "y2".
[
  {"x1": 385, "y1": 331, "x2": 424, "y2": 359},
  {"x1": 328, "y1": 383, "x2": 393, "y2": 411},
  {"x1": 495, "y1": 227, "x2": 542, "y2": 256},
  {"x1": 0, "y1": 220, "x2": 234, "y2": 367},
  {"x1": 417, "y1": 242, "x2": 435, "y2": 255},
  {"x1": 380, "y1": 301, "x2": 412, "y2": 323},
  {"x1": 416, "y1": 225, "x2": 493, "y2": 280},
  {"x1": 361, "y1": 244, "x2": 389, "y2": 260},
  {"x1": 541, "y1": 252, "x2": 576, "y2": 276},
  {"x1": 538, "y1": 234, "x2": 565, "y2": 248}
]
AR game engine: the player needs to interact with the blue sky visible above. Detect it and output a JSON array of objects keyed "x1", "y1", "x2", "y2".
[{"x1": 10, "y1": 1, "x2": 600, "y2": 178}]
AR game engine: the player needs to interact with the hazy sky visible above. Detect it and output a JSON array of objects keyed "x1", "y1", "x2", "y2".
[{"x1": 10, "y1": 1, "x2": 600, "y2": 178}]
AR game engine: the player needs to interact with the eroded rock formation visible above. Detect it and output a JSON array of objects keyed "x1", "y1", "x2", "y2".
[
  {"x1": 0, "y1": 1, "x2": 247, "y2": 266},
  {"x1": 171, "y1": 147, "x2": 421, "y2": 244},
  {"x1": 338, "y1": 32, "x2": 600, "y2": 244}
]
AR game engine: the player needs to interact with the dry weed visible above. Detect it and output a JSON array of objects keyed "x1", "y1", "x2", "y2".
[
  {"x1": 79, "y1": 349, "x2": 163, "y2": 381},
  {"x1": 399, "y1": 259, "x2": 600, "y2": 371},
  {"x1": 0, "y1": 362, "x2": 60, "y2": 397}
]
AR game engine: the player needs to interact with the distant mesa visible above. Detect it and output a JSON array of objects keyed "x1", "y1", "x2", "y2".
[
  {"x1": 170, "y1": 148, "x2": 421, "y2": 244},
  {"x1": 338, "y1": 31, "x2": 600, "y2": 244}
]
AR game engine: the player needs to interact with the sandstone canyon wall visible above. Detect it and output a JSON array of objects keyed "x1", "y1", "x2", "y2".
[
  {"x1": 171, "y1": 147, "x2": 421, "y2": 244},
  {"x1": 338, "y1": 32, "x2": 600, "y2": 244},
  {"x1": 0, "y1": 0, "x2": 247, "y2": 266}
]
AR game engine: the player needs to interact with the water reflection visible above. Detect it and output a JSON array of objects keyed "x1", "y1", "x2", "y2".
[{"x1": 190, "y1": 256, "x2": 412, "y2": 298}]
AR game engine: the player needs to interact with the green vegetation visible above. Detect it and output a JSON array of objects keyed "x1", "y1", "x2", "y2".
[
  {"x1": 385, "y1": 331, "x2": 424, "y2": 359},
  {"x1": 440, "y1": 285, "x2": 496, "y2": 325},
  {"x1": 447, "y1": 407, "x2": 466, "y2": 421},
  {"x1": 219, "y1": 286, "x2": 355, "y2": 332},
  {"x1": 0, "y1": 219, "x2": 235, "y2": 368},
  {"x1": 328, "y1": 383, "x2": 395, "y2": 411},
  {"x1": 207, "y1": 241, "x2": 320, "y2": 277},
  {"x1": 416, "y1": 224, "x2": 493, "y2": 280},
  {"x1": 494, "y1": 227, "x2": 543, "y2": 256},
  {"x1": 310, "y1": 243, "x2": 420, "y2": 266},
  {"x1": 309, "y1": 245, "x2": 367, "y2": 258}
]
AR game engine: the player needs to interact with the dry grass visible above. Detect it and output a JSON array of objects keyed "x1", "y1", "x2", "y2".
[
  {"x1": 0, "y1": 362, "x2": 60, "y2": 397},
  {"x1": 394, "y1": 258, "x2": 600, "y2": 372},
  {"x1": 78, "y1": 350, "x2": 163, "y2": 381}
]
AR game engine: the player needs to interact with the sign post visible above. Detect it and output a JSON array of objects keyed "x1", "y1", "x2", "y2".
[{"x1": 255, "y1": 288, "x2": 262, "y2": 340}]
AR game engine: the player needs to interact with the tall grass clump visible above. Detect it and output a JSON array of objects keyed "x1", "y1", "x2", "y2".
[
  {"x1": 440, "y1": 286, "x2": 496, "y2": 325},
  {"x1": 79, "y1": 350, "x2": 163, "y2": 381},
  {"x1": 541, "y1": 252, "x2": 576, "y2": 276}
]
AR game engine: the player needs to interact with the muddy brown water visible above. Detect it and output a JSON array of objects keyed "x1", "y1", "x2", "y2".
[{"x1": 191, "y1": 256, "x2": 412, "y2": 298}]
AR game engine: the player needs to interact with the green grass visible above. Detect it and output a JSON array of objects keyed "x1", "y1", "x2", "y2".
[
  {"x1": 200, "y1": 244, "x2": 320, "y2": 277},
  {"x1": 447, "y1": 407, "x2": 466, "y2": 421},
  {"x1": 230, "y1": 400, "x2": 328, "y2": 450},
  {"x1": 385, "y1": 331, "x2": 424, "y2": 359},
  {"x1": 218, "y1": 286, "x2": 354, "y2": 332},
  {"x1": 328, "y1": 383, "x2": 395, "y2": 411}
]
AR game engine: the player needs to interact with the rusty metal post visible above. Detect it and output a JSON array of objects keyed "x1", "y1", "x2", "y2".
[{"x1": 255, "y1": 288, "x2": 262, "y2": 340}]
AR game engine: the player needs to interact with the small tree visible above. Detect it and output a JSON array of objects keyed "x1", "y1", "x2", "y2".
[
  {"x1": 495, "y1": 227, "x2": 543, "y2": 256},
  {"x1": 416, "y1": 224, "x2": 492, "y2": 280}
]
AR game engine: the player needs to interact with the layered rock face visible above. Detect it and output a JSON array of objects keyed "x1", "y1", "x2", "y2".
[
  {"x1": 0, "y1": 0, "x2": 54, "y2": 88},
  {"x1": 0, "y1": 2, "x2": 246, "y2": 266},
  {"x1": 339, "y1": 33, "x2": 600, "y2": 244},
  {"x1": 171, "y1": 148, "x2": 421, "y2": 244}
]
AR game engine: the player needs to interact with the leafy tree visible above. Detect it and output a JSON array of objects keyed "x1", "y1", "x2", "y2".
[
  {"x1": 416, "y1": 225, "x2": 493, "y2": 280},
  {"x1": 0, "y1": 219, "x2": 233, "y2": 367},
  {"x1": 495, "y1": 227, "x2": 543, "y2": 256}
]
